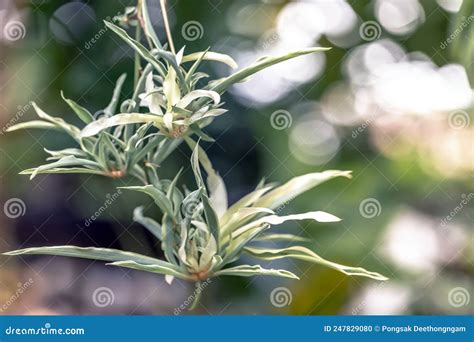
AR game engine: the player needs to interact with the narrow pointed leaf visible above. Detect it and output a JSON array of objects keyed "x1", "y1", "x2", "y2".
[
  {"x1": 6, "y1": 121, "x2": 59, "y2": 132},
  {"x1": 232, "y1": 211, "x2": 340, "y2": 240},
  {"x1": 202, "y1": 195, "x2": 220, "y2": 252},
  {"x1": 220, "y1": 186, "x2": 273, "y2": 226},
  {"x1": 141, "y1": 0, "x2": 162, "y2": 49},
  {"x1": 45, "y1": 148, "x2": 87, "y2": 159},
  {"x1": 213, "y1": 264, "x2": 299, "y2": 279},
  {"x1": 32, "y1": 102, "x2": 81, "y2": 140},
  {"x1": 26, "y1": 156, "x2": 102, "y2": 179},
  {"x1": 121, "y1": 185, "x2": 173, "y2": 216},
  {"x1": 244, "y1": 246, "x2": 388, "y2": 281},
  {"x1": 81, "y1": 113, "x2": 161, "y2": 137},
  {"x1": 199, "y1": 234, "x2": 217, "y2": 270},
  {"x1": 104, "y1": 21, "x2": 166, "y2": 76},
  {"x1": 210, "y1": 47, "x2": 331, "y2": 93},
  {"x1": 3, "y1": 246, "x2": 173, "y2": 268},
  {"x1": 61, "y1": 91, "x2": 94, "y2": 124},
  {"x1": 182, "y1": 51, "x2": 238, "y2": 69},
  {"x1": 104, "y1": 74, "x2": 127, "y2": 116},
  {"x1": 108, "y1": 260, "x2": 191, "y2": 280},
  {"x1": 176, "y1": 90, "x2": 220, "y2": 109},
  {"x1": 19, "y1": 167, "x2": 106, "y2": 176},
  {"x1": 256, "y1": 233, "x2": 310, "y2": 243},
  {"x1": 254, "y1": 171, "x2": 352, "y2": 210},
  {"x1": 133, "y1": 206, "x2": 162, "y2": 241},
  {"x1": 163, "y1": 68, "x2": 181, "y2": 109},
  {"x1": 185, "y1": 137, "x2": 228, "y2": 217}
]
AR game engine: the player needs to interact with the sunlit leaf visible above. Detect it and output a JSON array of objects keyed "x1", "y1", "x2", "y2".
[
  {"x1": 244, "y1": 246, "x2": 388, "y2": 281},
  {"x1": 6, "y1": 121, "x2": 59, "y2": 132},
  {"x1": 213, "y1": 264, "x2": 299, "y2": 279},
  {"x1": 182, "y1": 51, "x2": 238, "y2": 69},
  {"x1": 3, "y1": 246, "x2": 169, "y2": 267},
  {"x1": 104, "y1": 74, "x2": 127, "y2": 116},
  {"x1": 210, "y1": 47, "x2": 331, "y2": 93},
  {"x1": 61, "y1": 91, "x2": 94, "y2": 124},
  {"x1": 108, "y1": 260, "x2": 191, "y2": 280},
  {"x1": 81, "y1": 113, "x2": 162, "y2": 137},
  {"x1": 254, "y1": 171, "x2": 352, "y2": 210}
]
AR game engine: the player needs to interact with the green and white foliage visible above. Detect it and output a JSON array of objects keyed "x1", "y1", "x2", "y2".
[
  {"x1": 5, "y1": 143, "x2": 387, "y2": 284},
  {"x1": 4, "y1": 0, "x2": 387, "y2": 307},
  {"x1": 6, "y1": 0, "x2": 328, "y2": 182}
]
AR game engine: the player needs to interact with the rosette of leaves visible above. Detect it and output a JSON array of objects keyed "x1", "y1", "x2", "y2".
[
  {"x1": 4, "y1": 0, "x2": 388, "y2": 310},
  {"x1": 79, "y1": 19, "x2": 329, "y2": 141},
  {"x1": 7, "y1": 0, "x2": 329, "y2": 184},
  {"x1": 6, "y1": 74, "x2": 183, "y2": 184},
  {"x1": 5, "y1": 143, "x2": 387, "y2": 309}
]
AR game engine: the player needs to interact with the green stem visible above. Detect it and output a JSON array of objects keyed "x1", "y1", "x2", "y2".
[
  {"x1": 160, "y1": 0, "x2": 176, "y2": 54},
  {"x1": 189, "y1": 282, "x2": 203, "y2": 311},
  {"x1": 133, "y1": 23, "x2": 142, "y2": 89}
]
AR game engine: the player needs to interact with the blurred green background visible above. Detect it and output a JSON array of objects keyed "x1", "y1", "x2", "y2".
[{"x1": 0, "y1": 0, "x2": 472, "y2": 315}]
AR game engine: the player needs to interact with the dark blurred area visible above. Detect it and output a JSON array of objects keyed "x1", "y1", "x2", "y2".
[{"x1": 0, "y1": 0, "x2": 472, "y2": 315}]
